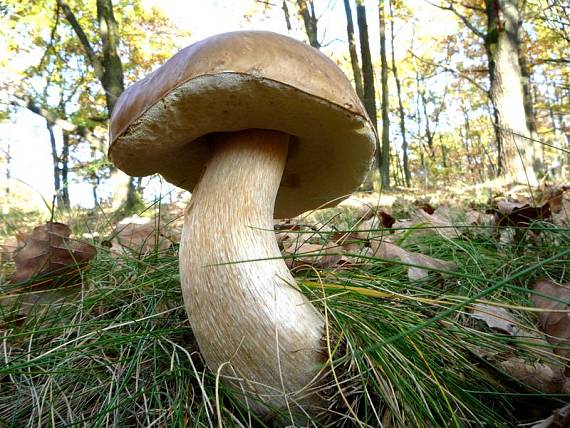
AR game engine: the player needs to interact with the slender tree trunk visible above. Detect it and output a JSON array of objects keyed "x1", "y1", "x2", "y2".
[
  {"x1": 297, "y1": 0, "x2": 320, "y2": 49},
  {"x1": 518, "y1": 46, "x2": 543, "y2": 174},
  {"x1": 355, "y1": 0, "x2": 376, "y2": 129},
  {"x1": 282, "y1": 1, "x2": 292, "y2": 31},
  {"x1": 4, "y1": 142, "x2": 10, "y2": 198},
  {"x1": 461, "y1": 106, "x2": 477, "y2": 170},
  {"x1": 61, "y1": 131, "x2": 70, "y2": 208},
  {"x1": 379, "y1": 0, "x2": 390, "y2": 188},
  {"x1": 484, "y1": 0, "x2": 537, "y2": 184},
  {"x1": 389, "y1": 0, "x2": 410, "y2": 187},
  {"x1": 418, "y1": 80, "x2": 436, "y2": 159},
  {"x1": 355, "y1": 0, "x2": 380, "y2": 174},
  {"x1": 343, "y1": 0, "x2": 364, "y2": 100},
  {"x1": 47, "y1": 120, "x2": 63, "y2": 208},
  {"x1": 96, "y1": 0, "x2": 124, "y2": 114},
  {"x1": 440, "y1": 138, "x2": 447, "y2": 169}
]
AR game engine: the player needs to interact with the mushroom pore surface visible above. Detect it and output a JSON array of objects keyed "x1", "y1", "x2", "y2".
[{"x1": 180, "y1": 129, "x2": 326, "y2": 416}]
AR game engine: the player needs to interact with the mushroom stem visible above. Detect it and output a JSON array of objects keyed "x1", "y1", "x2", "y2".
[{"x1": 180, "y1": 129, "x2": 325, "y2": 416}]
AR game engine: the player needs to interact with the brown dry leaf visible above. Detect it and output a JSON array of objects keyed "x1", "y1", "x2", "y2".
[
  {"x1": 500, "y1": 357, "x2": 569, "y2": 395},
  {"x1": 470, "y1": 302, "x2": 516, "y2": 334},
  {"x1": 1, "y1": 237, "x2": 22, "y2": 262},
  {"x1": 494, "y1": 200, "x2": 551, "y2": 227},
  {"x1": 531, "y1": 279, "x2": 570, "y2": 372},
  {"x1": 337, "y1": 245, "x2": 375, "y2": 267},
  {"x1": 531, "y1": 403, "x2": 570, "y2": 428},
  {"x1": 12, "y1": 222, "x2": 96, "y2": 287},
  {"x1": 370, "y1": 240, "x2": 456, "y2": 280},
  {"x1": 110, "y1": 216, "x2": 172, "y2": 256},
  {"x1": 355, "y1": 211, "x2": 396, "y2": 240},
  {"x1": 283, "y1": 241, "x2": 342, "y2": 269},
  {"x1": 552, "y1": 198, "x2": 570, "y2": 227},
  {"x1": 392, "y1": 206, "x2": 462, "y2": 240}
]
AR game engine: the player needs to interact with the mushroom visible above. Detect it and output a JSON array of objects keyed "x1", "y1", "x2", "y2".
[{"x1": 109, "y1": 31, "x2": 375, "y2": 419}]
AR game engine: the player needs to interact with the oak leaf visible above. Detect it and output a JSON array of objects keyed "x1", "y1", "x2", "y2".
[
  {"x1": 370, "y1": 240, "x2": 456, "y2": 280},
  {"x1": 12, "y1": 222, "x2": 96, "y2": 288},
  {"x1": 531, "y1": 279, "x2": 570, "y2": 374}
]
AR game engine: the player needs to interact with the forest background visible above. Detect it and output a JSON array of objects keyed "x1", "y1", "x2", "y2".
[{"x1": 1, "y1": 0, "x2": 568, "y2": 214}]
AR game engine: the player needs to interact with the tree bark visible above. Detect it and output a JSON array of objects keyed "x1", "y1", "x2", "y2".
[
  {"x1": 58, "y1": 0, "x2": 138, "y2": 210},
  {"x1": 343, "y1": 0, "x2": 364, "y2": 100},
  {"x1": 518, "y1": 44, "x2": 543, "y2": 173},
  {"x1": 96, "y1": 0, "x2": 125, "y2": 114},
  {"x1": 420, "y1": 89, "x2": 436, "y2": 159},
  {"x1": 2, "y1": 142, "x2": 11, "y2": 198},
  {"x1": 282, "y1": 1, "x2": 292, "y2": 31},
  {"x1": 47, "y1": 120, "x2": 63, "y2": 208},
  {"x1": 61, "y1": 131, "x2": 71, "y2": 208},
  {"x1": 355, "y1": 0, "x2": 380, "y2": 173},
  {"x1": 389, "y1": 0, "x2": 410, "y2": 187},
  {"x1": 484, "y1": 0, "x2": 537, "y2": 184},
  {"x1": 355, "y1": 0, "x2": 376, "y2": 129},
  {"x1": 296, "y1": 0, "x2": 320, "y2": 49},
  {"x1": 379, "y1": 0, "x2": 390, "y2": 188}
]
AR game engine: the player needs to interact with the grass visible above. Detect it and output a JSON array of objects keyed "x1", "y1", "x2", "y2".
[{"x1": 0, "y1": 203, "x2": 569, "y2": 427}]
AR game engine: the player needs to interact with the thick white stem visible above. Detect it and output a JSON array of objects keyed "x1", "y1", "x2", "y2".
[{"x1": 180, "y1": 129, "x2": 325, "y2": 416}]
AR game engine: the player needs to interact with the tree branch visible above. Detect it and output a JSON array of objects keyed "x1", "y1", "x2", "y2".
[
  {"x1": 56, "y1": 0, "x2": 104, "y2": 81},
  {"x1": 426, "y1": 0, "x2": 486, "y2": 40},
  {"x1": 536, "y1": 57, "x2": 570, "y2": 64},
  {"x1": 409, "y1": 49, "x2": 490, "y2": 96},
  {"x1": 9, "y1": 93, "x2": 106, "y2": 151}
]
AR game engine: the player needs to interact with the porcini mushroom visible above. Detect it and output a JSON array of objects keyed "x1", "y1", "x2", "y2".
[{"x1": 109, "y1": 31, "x2": 375, "y2": 418}]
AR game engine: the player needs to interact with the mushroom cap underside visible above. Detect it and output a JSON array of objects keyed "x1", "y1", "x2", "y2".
[{"x1": 109, "y1": 31, "x2": 376, "y2": 218}]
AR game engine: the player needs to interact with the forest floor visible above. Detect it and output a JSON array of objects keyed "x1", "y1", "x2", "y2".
[{"x1": 0, "y1": 179, "x2": 569, "y2": 427}]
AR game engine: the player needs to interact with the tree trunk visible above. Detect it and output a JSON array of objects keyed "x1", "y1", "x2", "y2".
[
  {"x1": 389, "y1": 0, "x2": 410, "y2": 187},
  {"x1": 484, "y1": 0, "x2": 537, "y2": 184},
  {"x1": 296, "y1": 0, "x2": 320, "y2": 49},
  {"x1": 518, "y1": 46, "x2": 543, "y2": 174},
  {"x1": 96, "y1": 0, "x2": 124, "y2": 115},
  {"x1": 417, "y1": 75, "x2": 436, "y2": 160},
  {"x1": 47, "y1": 120, "x2": 63, "y2": 208},
  {"x1": 440, "y1": 137, "x2": 447, "y2": 169},
  {"x1": 282, "y1": 1, "x2": 292, "y2": 31},
  {"x1": 355, "y1": 0, "x2": 380, "y2": 173},
  {"x1": 59, "y1": 0, "x2": 138, "y2": 210},
  {"x1": 3, "y1": 141, "x2": 10, "y2": 198},
  {"x1": 379, "y1": 0, "x2": 390, "y2": 188},
  {"x1": 61, "y1": 131, "x2": 71, "y2": 208},
  {"x1": 343, "y1": 0, "x2": 364, "y2": 100},
  {"x1": 355, "y1": 0, "x2": 376, "y2": 129}
]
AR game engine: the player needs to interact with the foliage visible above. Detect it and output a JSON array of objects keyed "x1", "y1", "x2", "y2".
[{"x1": 0, "y1": 0, "x2": 188, "y2": 206}]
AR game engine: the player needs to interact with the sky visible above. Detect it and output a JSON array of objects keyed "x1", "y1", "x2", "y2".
[{"x1": 0, "y1": 0, "x2": 455, "y2": 211}]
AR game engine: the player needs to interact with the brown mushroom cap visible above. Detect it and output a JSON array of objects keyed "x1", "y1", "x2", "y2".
[{"x1": 109, "y1": 30, "x2": 376, "y2": 218}]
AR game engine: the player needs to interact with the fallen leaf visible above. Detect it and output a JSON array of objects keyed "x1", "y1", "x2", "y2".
[
  {"x1": 530, "y1": 279, "x2": 570, "y2": 373},
  {"x1": 356, "y1": 216, "x2": 386, "y2": 240},
  {"x1": 283, "y1": 241, "x2": 342, "y2": 269},
  {"x1": 336, "y1": 244, "x2": 375, "y2": 268},
  {"x1": 369, "y1": 240, "x2": 456, "y2": 280},
  {"x1": 417, "y1": 202, "x2": 435, "y2": 214},
  {"x1": 494, "y1": 200, "x2": 551, "y2": 227},
  {"x1": 392, "y1": 206, "x2": 464, "y2": 240},
  {"x1": 12, "y1": 222, "x2": 96, "y2": 287},
  {"x1": 470, "y1": 302, "x2": 516, "y2": 334},
  {"x1": 0, "y1": 237, "x2": 21, "y2": 262},
  {"x1": 531, "y1": 403, "x2": 570, "y2": 428},
  {"x1": 552, "y1": 198, "x2": 570, "y2": 227},
  {"x1": 109, "y1": 216, "x2": 172, "y2": 256},
  {"x1": 500, "y1": 357, "x2": 569, "y2": 395}
]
